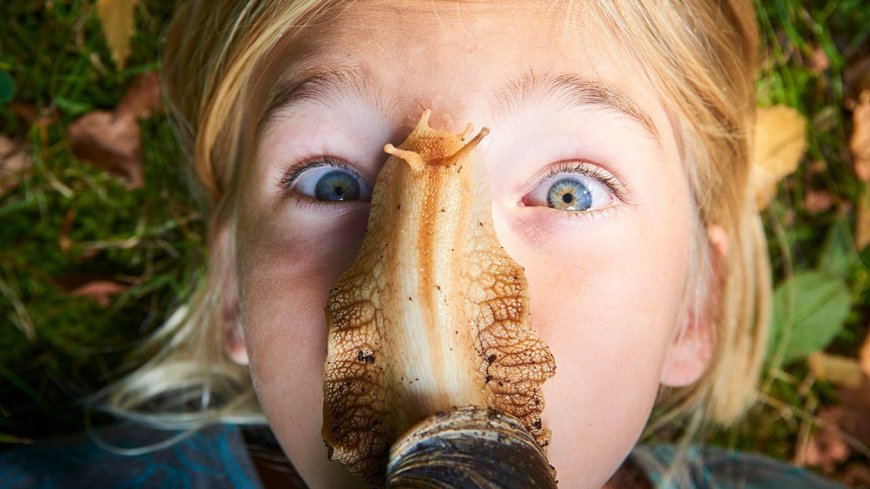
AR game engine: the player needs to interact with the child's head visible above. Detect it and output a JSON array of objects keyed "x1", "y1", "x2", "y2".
[{"x1": 113, "y1": 1, "x2": 770, "y2": 487}]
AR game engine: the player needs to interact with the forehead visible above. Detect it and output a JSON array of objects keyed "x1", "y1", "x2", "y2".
[
  {"x1": 250, "y1": 1, "x2": 669, "y2": 149},
  {"x1": 300, "y1": 2, "x2": 623, "y2": 92}
]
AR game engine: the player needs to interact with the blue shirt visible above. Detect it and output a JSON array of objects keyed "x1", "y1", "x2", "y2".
[{"x1": 0, "y1": 423, "x2": 843, "y2": 488}]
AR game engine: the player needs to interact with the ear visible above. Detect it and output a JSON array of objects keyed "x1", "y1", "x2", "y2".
[
  {"x1": 224, "y1": 303, "x2": 249, "y2": 365},
  {"x1": 214, "y1": 223, "x2": 249, "y2": 366},
  {"x1": 660, "y1": 224, "x2": 728, "y2": 387}
]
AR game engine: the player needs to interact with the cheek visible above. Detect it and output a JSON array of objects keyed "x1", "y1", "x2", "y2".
[
  {"x1": 493, "y1": 201, "x2": 691, "y2": 485},
  {"x1": 234, "y1": 203, "x2": 369, "y2": 473}
]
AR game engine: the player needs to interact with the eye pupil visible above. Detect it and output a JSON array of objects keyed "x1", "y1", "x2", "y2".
[
  {"x1": 315, "y1": 170, "x2": 361, "y2": 201},
  {"x1": 562, "y1": 193, "x2": 573, "y2": 204}
]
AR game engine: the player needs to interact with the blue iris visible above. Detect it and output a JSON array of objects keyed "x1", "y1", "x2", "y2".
[
  {"x1": 314, "y1": 170, "x2": 361, "y2": 201},
  {"x1": 547, "y1": 178, "x2": 592, "y2": 211}
]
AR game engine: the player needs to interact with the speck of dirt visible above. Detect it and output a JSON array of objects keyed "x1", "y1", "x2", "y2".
[{"x1": 356, "y1": 350, "x2": 376, "y2": 364}]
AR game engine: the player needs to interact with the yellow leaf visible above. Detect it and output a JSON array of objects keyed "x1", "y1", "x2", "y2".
[
  {"x1": 751, "y1": 105, "x2": 808, "y2": 210},
  {"x1": 807, "y1": 351, "x2": 863, "y2": 389},
  {"x1": 96, "y1": 0, "x2": 138, "y2": 69}
]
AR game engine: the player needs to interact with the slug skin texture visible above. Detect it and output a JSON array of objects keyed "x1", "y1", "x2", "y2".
[{"x1": 322, "y1": 110, "x2": 556, "y2": 484}]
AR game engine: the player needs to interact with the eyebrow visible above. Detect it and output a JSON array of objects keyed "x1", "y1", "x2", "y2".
[
  {"x1": 258, "y1": 67, "x2": 658, "y2": 141},
  {"x1": 491, "y1": 71, "x2": 659, "y2": 140},
  {"x1": 257, "y1": 66, "x2": 388, "y2": 136}
]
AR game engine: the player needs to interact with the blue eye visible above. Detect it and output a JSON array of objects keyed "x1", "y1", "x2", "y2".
[
  {"x1": 314, "y1": 170, "x2": 361, "y2": 201},
  {"x1": 524, "y1": 163, "x2": 619, "y2": 213},
  {"x1": 547, "y1": 178, "x2": 593, "y2": 211},
  {"x1": 285, "y1": 163, "x2": 371, "y2": 202}
]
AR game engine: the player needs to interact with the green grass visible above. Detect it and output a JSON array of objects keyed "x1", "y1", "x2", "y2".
[
  {"x1": 0, "y1": 0, "x2": 868, "y2": 484},
  {"x1": 0, "y1": 1, "x2": 199, "y2": 438}
]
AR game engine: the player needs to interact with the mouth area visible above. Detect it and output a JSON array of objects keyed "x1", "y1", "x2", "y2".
[{"x1": 321, "y1": 110, "x2": 556, "y2": 486}]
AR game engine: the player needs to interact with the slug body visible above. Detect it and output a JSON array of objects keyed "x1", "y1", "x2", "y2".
[{"x1": 322, "y1": 111, "x2": 556, "y2": 484}]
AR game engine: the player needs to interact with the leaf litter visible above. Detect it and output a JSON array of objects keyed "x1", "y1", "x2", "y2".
[{"x1": 66, "y1": 71, "x2": 162, "y2": 189}]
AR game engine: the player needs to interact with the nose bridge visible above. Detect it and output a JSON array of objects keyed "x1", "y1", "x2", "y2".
[{"x1": 392, "y1": 79, "x2": 492, "y2": 137}]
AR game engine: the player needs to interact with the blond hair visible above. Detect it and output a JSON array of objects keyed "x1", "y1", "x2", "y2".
[{"x1": 108, "y1": 0, "x2": 770, "y2": 436}]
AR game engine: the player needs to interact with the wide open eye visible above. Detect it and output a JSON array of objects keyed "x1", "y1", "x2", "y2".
[
  {"x1": 523, "y1": 163, "x2": 621, "y2": 212},
  {"x1": 284, "y1": 161, "x2": 372, "y2": 202}
]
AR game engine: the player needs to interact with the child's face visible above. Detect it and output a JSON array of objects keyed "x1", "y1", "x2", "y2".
[{"x1": 232, "y1": 3, "x2": 709, "y2": 488}]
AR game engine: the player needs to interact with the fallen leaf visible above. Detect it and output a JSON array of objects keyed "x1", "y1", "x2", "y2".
[
  {"x1": 803, "y1": 373, "x2": 870, "y2": 474},
  {"x1": 69, "y1": 280, "x2": 129, "y2": 307},
  {"x1": 861, "y1": 330, "x2": 870, "y2": 378},
  {"x1": 837, "y1": 376, "x2": 870, "y2": 446},
  {"x1": 67, "y1": 110, "x2": 143, "y2": 188},
  {"x1": 751, "y1": 105, "x2": 808, "y2": 209},
  {"x1": 117, "y1": 71, "x2": 161, "y2": 119},
  {"x1": 808, "y1": 351, "x2": 863, "y2": 389},
  {"x1": 0, "y1": 135, "x2": 32, "y2": 195},
  {"x1": 96, "y1": 0, "x2": 138, "y2": 69},
  {"x1": 803, "y1": 190, "x2": 835, "y2": 214},
  {"x1": 802, "y1": 414, "x2": 850, "y2": 473}
]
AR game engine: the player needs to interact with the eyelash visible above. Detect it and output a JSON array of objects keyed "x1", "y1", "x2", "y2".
[
  {"x1": 279, "y1": 155, "x2": 345, "y2": 190},
  {"x1": 277, "y1": 155, "x2": 370, "y2": 208},
  {"x1": 535, "y1": 160, "x2": 630, "y2": 205}
]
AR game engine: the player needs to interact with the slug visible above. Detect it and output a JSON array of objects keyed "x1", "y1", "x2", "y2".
[{"x1": 322, "y1": 110, "x2": 556, "y2": 484}]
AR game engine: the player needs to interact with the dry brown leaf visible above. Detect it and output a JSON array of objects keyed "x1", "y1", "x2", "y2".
[
  {"x1": 808, "y1": 351, "x2": 863, "y2": 389},
  {"x1": 0, "y1": 135, "x2": 32, "y2": 195},
  {"x1": 802, "y1": 416, "x2": 850, "y2": 473},
  {"x1": 860, "y1": 330, "x2": 870, "y2": 378},
  {"x1": 804, "y1": 373, "x2": 870, "y2": 474},
  {"x1": 69, "y1": 280, "x2": 129, "y2": 307},
  {"x1": 858, "y1": 189, "x2": 870, "y2": 251},
  {"x1": 68, "y1": 110, "x2": 143, "y2": 188},
  {"x1": 96, "y1": 0, "x2": 138, "y2": 69},
  {"x1": 117, "y1": 71, "x2": 161, "y2": 119},
  {"x1": 751, "y1": 105, "x2": 808, "y2": 209},
  {"x1": 838, "y1": 376, "x2": 870, "y2": 445},
  {"x1": 803, "y1": 190, "x2": 835, "y2": 214}
]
